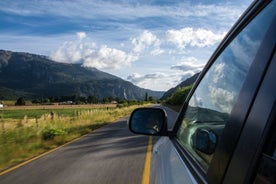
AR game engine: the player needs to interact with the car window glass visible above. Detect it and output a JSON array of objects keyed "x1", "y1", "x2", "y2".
[{"x1": 176, "y1": 1, "x2": 275, "y2": 171}]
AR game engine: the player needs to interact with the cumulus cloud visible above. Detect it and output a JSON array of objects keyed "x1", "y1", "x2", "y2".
[
  {"x1": 126, "y1": 55, "x2": 206, "y2": 90},
  {"x1": 170, "y1": 57, "x2": 204, "y2": 81},
  {"x1": 209, "y1": 86, "x2": 235, "y2": 113},
  {"x1": 77, "y1": 32, "x2": 87, "y2": 40},
  {"x1": 127, "y1": 72, "x2": 165, "y2": 83},
  {"x1": 171, "y1": 57, "x2": 205, "y2": 71},
  {"x1": 82, "y1": 45, "x2": 138, "y2": 69},
  {"x1": 50, "y1": 32, "x2": 96, "y2": 64},
  {"x1": 127, "y1": 71, "x2": 186, "y2": 91},
  {"x1": 127, "y1": 73, "x2": 165, "y2": 91},
  {"x1": 166, "y1": 27, "x2": 226, "y2": 49},
  {"x1": 207, "y1": 62, "x2": 236, "y2": 113},
  {"x1": 50, "y1": 32, "x2": 138, "y2": 70},
  {"x1": 132, "y1": 30, "x2": 163, "y2": 55},
  {"x1": 212, "y1": 63, "x2": 225, "y2": 83}
]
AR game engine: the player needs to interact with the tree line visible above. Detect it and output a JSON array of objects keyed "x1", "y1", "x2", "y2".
[{"x1": 14, "y1": 93, "x2": 157, "y2": 106}]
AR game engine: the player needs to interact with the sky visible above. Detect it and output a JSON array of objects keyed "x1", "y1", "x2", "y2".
[{"x1": 0, "y1": 0, "x2": 253, "y2": 91}]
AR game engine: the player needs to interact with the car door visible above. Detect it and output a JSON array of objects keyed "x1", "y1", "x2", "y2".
[{"x1": 151, "y1": 1, "x2": 275, "y2": 183}]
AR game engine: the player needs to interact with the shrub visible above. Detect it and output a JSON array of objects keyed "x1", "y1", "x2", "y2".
[
  {"x1": 42, "y1": 127, "x2": 67, "y2": 140},
  {"x1": 15, "y1": 97, "x2": 26, "y2": 106},
  {"x1": 165, "y1": 85, "x2": 193, "y2": 105}
]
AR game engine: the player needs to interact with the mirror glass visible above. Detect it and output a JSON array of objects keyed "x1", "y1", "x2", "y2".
[
  {"x1": 129, "y1": 108, "x2": 166, "y2": 135},
  {"x1": 191, "y1": 129, "x2": 218, "y2": 155}
]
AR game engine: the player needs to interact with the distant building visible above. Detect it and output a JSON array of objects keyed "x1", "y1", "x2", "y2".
[
  {"x1": 59, "y1": 101, "x2": 73, "y2": 105},
  {"x1": 0, "y1": 103, "x2": 3, "y2": 108}
]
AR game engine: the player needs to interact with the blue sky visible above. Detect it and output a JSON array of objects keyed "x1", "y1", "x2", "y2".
[{"x1": 0, "y1": 0, "x2": 253, "y2": 91}]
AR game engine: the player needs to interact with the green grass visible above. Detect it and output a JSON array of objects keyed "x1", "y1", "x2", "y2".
[
  {"x1": 1, "y1": 109, "x2": 49, "y2": 119},
  {"x1": 0, "y1": 104, "x2": 148, "y2": 171},
  {"x1": 0, "y1": 108, "x2": 116, "y2": 119}
]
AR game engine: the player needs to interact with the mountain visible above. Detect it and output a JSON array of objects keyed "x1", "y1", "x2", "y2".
[
  {"x1": 161, "y1": 72, "x2": 200, "y2": 100},
  {"x1": 0, "y1": 50, "x2": 164, "y2": 100}
]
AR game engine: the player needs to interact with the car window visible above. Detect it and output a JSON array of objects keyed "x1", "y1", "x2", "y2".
[{"x1": 176, "y1": 1, "x2": 275, "y2": 171}]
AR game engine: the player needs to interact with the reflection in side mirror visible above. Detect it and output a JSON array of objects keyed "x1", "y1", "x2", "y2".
[
  {"x1": 128, "y1": 107, "x2": 167, "y2": 136},
  {"x1": 191, "y1": 128, "x2": 217, "y2": 155}
]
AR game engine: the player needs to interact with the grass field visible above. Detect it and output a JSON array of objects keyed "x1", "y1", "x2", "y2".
[
  {"x1": 0, "y1": 104, "x2": 116, "y2": 119},
  {"x1": 0, "y1": 104, "x2": 147, "y2": 171}
]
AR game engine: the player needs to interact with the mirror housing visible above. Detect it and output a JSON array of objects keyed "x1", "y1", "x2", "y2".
[{"x1": 128, "y1": 107, "x2": 168, "y2": 136}]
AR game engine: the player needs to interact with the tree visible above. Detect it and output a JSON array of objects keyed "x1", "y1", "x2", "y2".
[
  {"x1": 87, "y1": 95, "x2": 99, "y2": 104},
  {"x1": 148, "y1": 96, "x2": 154, "y2": 102},
  {"x1": 144, "y1": 92, "x2": 148, "y2": 101},
  {"x1": 15, "y1": 97, "x2": 26, "y2": 106}
]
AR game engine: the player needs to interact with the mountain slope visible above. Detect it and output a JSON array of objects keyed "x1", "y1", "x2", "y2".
[
  {"x1": 161, "y1": 72, "x2": 200, "y2": 100},
  {"x1": 0, "y1": 50, "x2": 163, "y2": 100}
]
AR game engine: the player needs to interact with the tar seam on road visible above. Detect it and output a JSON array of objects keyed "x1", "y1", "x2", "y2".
[
  {"x1": 0, "y1": 133, "x2": 88, "y2": 176},
  {"x1": 141, "y1": 136, "x2": 153, "y2": 184}
]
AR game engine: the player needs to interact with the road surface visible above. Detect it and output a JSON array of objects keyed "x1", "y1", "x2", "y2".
[{"x1": 0, "y1": 105, "x2": 178, "y2": 184}]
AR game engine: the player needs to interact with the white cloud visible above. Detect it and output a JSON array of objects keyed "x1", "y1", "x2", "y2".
[
  {"x1": 212, "y1": 63, "x2": 225, "y2": 83},
  {"x1": 50, "y1": 32, "x2": 138, "y2": 70},
  {"x1": 132, "y1": 30, "x2": 163, "y2": 55},
  {"x1": 166, "y1": 27, "x2": 226, "y2": 49},
  {"x1": 207, "y1": 62, "x2": 236, "y2": 112},
  {"x1": 169, "y1": 57, "x2": 205, "y2": 82},
  {"x1": 209, "y1": 86, "x2": 235, "y2": 113},
  {"x1": 127, "y1": 72, "x2": 169, "y2": 91},
  {"x1": 77, "y1": 32, "x2": 87, "y2": 40},
  {"x1": 50, "y1": 33, "x2": 96, "y2": 64},
  {"x1": 127, "y1": 72, "x2": 166, "y2": 83},
  {"x1": 127, "y1": 71, "x2": 186, "y2": 91},
  {"x1": 82, "y1": 45, "x2": 138, "y2": 70},
  {"x1": 171, "y1": 57, "x2": 205, "y2": 72}
]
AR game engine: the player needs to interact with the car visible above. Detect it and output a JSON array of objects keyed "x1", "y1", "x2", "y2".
[{"x1": 128, "y1": 0, "x2": 276, "y2": 183}]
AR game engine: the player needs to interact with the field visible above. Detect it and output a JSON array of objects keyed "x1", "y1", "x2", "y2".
[
  {"x1": 2, "y1": 103, "x2": 117, "y2": 110},
  {"x1": 0, "y1": 104, "x2": 147, "y2": 171},
  {"x1": 1, "y1": 104, "x2": 117, "y2": 119}
]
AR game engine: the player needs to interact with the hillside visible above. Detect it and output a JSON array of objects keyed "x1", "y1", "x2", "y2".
[
  {"x1": 0, "y1": 50, "x2": 164, "y2": 100},
  {"x1": 161, "y1": 72, "x2": 200, "y2": 100}
]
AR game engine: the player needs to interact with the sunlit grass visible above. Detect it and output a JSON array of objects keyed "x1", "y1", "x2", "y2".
[
  {"x1": 0, "y1": 107, "x2": 117, "y2": 119},
  {"x1": 0, "y1": 104, "x2": 147, "y2": 171}
]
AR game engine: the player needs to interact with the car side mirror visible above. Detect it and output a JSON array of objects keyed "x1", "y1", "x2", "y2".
[
  {"x1": 128, "y1": 107, "x2": 168, "y2": 136},
  {"x1": 191, "y1": 128, "x2": 218, "y2": 155}
]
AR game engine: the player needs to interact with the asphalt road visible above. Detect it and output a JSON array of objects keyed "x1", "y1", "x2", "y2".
[{"x1": 0, "y1": 105, "x2": 178, "y2": 184}]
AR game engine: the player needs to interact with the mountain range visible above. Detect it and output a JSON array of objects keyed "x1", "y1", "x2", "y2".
[{"x1": 0, "y1": 50, "x2": 164, "y2": 100}]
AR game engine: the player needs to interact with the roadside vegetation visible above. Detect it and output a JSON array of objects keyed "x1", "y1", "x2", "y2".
[
  {"x1": 163, "y1": 85, "x2": 193, "y2": 112},
  {"x1": 0, "y1": 103, "x2": 149, "y2": 171}
]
